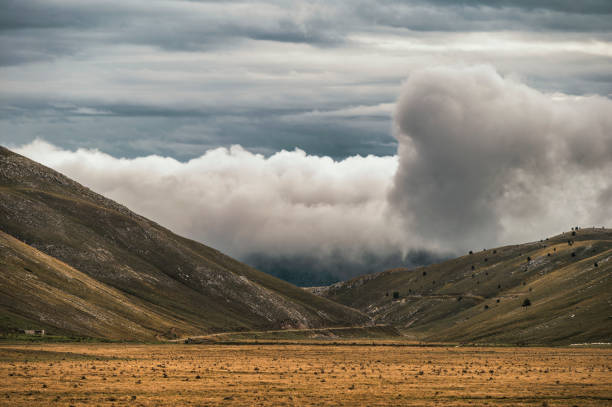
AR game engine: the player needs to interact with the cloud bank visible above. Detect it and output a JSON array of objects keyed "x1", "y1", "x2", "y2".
[
  {"x1": 16, "y1": 140, "x2": 416, "y2": 277},
  {"x1": 14, "y1": 66, "x2": 612, "y2": 282}
]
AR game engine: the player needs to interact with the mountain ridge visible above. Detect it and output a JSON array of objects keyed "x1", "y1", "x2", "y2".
[{"x1": 314, "y1": 228, "x2": 612, "y2": 344}]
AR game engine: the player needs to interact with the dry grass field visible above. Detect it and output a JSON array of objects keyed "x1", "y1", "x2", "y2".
[{"x1": 0, "y1": 343, "x2": 610, "y2": 406}]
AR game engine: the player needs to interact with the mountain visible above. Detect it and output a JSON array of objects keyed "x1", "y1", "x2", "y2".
[
  {"x1": 314, "y1": 228, "x2": 612, "y2": 345},
  {"x1": 0, "y1": 146, "x2": 367, "y2": 340}
]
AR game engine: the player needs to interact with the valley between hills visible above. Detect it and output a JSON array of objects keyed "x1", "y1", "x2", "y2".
[{"x1": 1, "y1": 145, "x2": 611, "y2": 346}]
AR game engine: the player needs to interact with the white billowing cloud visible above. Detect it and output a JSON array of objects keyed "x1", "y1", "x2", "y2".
[
  {"x1": 16, "y1": 140, "x2": 409, "y2": 259},
  {"x1": 390, "y1": 65, "x2": 612, "y2": 252},
  {"x1": 12, "y1": 66, "x2": 612, "y2": 269}
]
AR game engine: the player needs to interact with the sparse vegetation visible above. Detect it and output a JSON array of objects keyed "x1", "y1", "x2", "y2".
[
  {"x1": 321, "y1": 227, "x2": 612, "y2": 344},
  {"x1": 0, "y1": 344, "x2": 609, "y2": 406}
]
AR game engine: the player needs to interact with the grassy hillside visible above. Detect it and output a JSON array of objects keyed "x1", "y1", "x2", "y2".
[
  {"x1": 0, "y1": 231, "x2": 200, "y2": 340},
  {"x1": 0, "y1": 146, "x2": 366, "y2": 339},
  {"x1": 318, "y1": 228, "x2": 612, "y2": 344}
]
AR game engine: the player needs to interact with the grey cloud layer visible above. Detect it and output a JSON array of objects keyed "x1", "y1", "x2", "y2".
[{"x1": 2, "y1": 0, "x2": 612, "y2": 159}]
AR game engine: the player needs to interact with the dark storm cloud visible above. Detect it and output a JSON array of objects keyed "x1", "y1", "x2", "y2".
[{"x1": 245, "y1": 249, "x2": 448, "y2": 286}]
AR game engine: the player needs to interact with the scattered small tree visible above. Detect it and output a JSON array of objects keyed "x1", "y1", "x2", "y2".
[
  {"x1": 522, "y1": 298, "x2": 531, "y2": 307},
  {"x1": 392, "y1": 291, "x2": 400, "y2": 299}
]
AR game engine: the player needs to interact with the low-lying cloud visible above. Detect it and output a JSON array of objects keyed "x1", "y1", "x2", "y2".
[
  {"x1": 16, "y1": 140, "x2": 417, "y2": 273},
  {"x1": 13, "y1": 66, "x2": 612, "y2": 283}
]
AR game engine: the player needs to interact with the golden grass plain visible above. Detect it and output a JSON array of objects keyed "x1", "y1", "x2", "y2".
[{"x1": 1, "y1": 343, "x2": 610, "y2": 406}]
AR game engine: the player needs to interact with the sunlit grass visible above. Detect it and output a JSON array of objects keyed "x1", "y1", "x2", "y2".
[{"x1": 1, "y1": 343, "x2": 610, "y2": 406}]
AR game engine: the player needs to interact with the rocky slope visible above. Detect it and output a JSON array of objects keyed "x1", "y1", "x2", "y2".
[{"x1": 0, "y1": 146, "x2": 366, "y2": 339}]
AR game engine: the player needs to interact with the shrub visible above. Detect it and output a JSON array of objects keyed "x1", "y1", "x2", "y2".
[
  {"x1": 392, "y1": 291, "x2": 400, "y2": 299},
  {"x1": 522, "y1": 298, "x2": 531, "y2": 307}
]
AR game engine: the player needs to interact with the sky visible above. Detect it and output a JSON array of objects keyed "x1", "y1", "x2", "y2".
[{"x1": 2, "y1": 1, "x2": 612, "y2": 285}]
